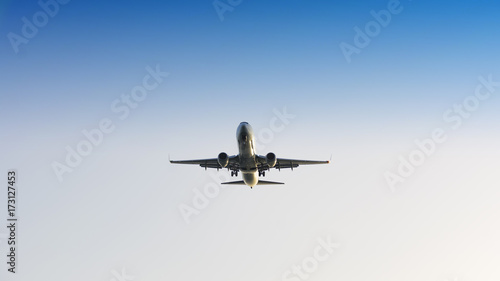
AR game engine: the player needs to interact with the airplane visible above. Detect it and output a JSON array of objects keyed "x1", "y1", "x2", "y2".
[{"x1": 170, "y1": 122, "x2": 330, "y2": 188}]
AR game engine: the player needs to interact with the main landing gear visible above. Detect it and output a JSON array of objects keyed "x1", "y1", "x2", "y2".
[{"x1": 231, "y1": 171, "x2": 239, "y2": 177}]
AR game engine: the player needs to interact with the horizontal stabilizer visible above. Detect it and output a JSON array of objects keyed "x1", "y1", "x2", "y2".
[
  {"x1": 221, "y1": 180, "x2": 284, "y2": 185},
  {"x1": 257, "y1": 180, "x2": 284, "y2": 185},
  {"x1": 221, "y1": 180, "x2": 246, "y2": 185}
]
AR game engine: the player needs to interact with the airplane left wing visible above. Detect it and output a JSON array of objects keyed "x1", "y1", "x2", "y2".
[{"x1": 170, "y1": 155, "x2": 239, "y2": 170}]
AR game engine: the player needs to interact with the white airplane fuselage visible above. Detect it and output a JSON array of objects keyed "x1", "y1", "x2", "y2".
[{"x1": 236, "y1": 122, "x2": 259, "y2": 186}]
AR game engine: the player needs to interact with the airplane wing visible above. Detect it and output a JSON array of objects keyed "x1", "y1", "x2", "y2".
[
  {"x1": 256, "y1": 156, "x2": 330, "y2": 170},
  {"x1": 170, "y1": 155, "x2": 239, "y2": 170}
]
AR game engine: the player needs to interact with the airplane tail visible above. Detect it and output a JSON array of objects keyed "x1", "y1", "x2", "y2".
[{"x1": 221, "y1": 180, "x2": 284, "y2": 185}]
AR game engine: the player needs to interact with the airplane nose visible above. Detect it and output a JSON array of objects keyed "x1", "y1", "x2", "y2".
[
  {"x1": 237, "y1": 122, "x2": 252, "y2": 141},
  {"x1": 238, "y1": 124, "x2": 249, "y2": 133}
]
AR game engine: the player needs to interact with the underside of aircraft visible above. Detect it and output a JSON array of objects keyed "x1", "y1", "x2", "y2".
[{"x1": 170, "y1": 122, "x2": 330, "y2": 188}]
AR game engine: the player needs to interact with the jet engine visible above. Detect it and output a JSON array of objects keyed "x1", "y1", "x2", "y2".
[
  {"x1": 218, "y1": 152, "x2": 229, "y2": 168},
  {"x1": 266, "y1": 152, "x2": 277, "y2": 167}
]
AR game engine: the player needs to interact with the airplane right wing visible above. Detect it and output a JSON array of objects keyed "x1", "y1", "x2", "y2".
[
  {"x1": 256, "y1": 156, "x2": 330, "y2": 170},
  {"x1": 275, "y1": 158, "x2": 330, "y2": 169}
]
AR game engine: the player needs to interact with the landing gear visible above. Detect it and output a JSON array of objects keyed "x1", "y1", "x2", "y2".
[
  {"x1": 231, "y1": 171, "x2": 239, "y2": 177},
  {"x1": 258, "y1": 170, "x2": 266, "y2": 177}
]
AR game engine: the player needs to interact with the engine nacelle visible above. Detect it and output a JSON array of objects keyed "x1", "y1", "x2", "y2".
[
  {"x1": 218, "y1": 152, "x2": 229, "y2": 168},
  {"x1": 266, "y1": 152, "x2": 277, "y2": 168}
]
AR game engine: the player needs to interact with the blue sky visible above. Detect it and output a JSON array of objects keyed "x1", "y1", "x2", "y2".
[
  {"x1": 2, "y1": 0, "x2": 500, "y2": 118},
  {"x1": 1, "y1": 1, "x2": 500, "y2": 281}
]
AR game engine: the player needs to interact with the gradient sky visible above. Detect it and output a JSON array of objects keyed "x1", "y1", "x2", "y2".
[{"x1": 1, "y1": 1, "x2": 500, "y2": 281}]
